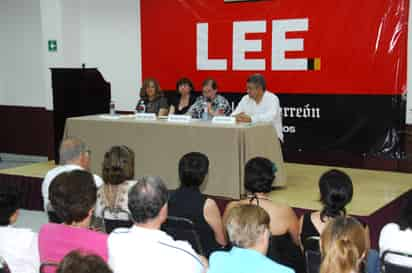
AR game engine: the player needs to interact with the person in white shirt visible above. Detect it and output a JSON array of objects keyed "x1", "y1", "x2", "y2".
[
  {"x1": 232, "y1": 74, "x2": 283, "y2": 142},
  {"x1": 0, "y1": 192, "x2": 40, "y2": 273},
  {"x1": 108, "y1": 176, "x2": 207, "y2": 273},
  {"x1": 42, "y1": 137, "x2": 103, "y2": 214},
  {"x1": 379, "y1": 194, "x2": 412, "y2": 267}
]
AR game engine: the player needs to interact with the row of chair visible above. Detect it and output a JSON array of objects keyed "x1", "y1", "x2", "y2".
[
  {"x1": 45, "y1": 207, "x2": 412, "y2": 273},
  {"x1": 95, "y1": 207, "x2": 205, "y2": 255},
  {"x1": 1, "y1": 235, "x2": 411, "y2": 273}
]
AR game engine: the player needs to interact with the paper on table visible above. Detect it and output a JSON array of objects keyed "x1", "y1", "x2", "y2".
[{"x1": 99, "y1": 114, "x2": 121, "y2": 120}]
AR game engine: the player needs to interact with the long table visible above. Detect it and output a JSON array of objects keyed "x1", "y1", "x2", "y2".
[{"x1": 64, "y1": 115, "x2": 286, "y2": 198}]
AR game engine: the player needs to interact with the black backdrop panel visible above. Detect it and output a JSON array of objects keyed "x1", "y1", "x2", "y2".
[{"x1": 165, "y1": 91, "x2": 405, "y2": 155}]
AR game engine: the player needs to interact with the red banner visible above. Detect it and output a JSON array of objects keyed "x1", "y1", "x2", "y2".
[{"x1": 141, "y1": 0, "x2": 409, "y2": 94}]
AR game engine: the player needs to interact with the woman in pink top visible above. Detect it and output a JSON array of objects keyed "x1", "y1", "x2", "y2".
[{"x1": 39, "y1": 170, "x2": 108, "y2": 272}]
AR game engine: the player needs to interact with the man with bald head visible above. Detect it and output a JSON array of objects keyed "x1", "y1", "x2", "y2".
[{"x1": 42, "y1": 137, "x2": 103, "y2": 215}]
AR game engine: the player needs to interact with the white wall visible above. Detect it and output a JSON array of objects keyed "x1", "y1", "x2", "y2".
[
  {"x1": 40, "y1": 0, "x2": 65, "y2": 110},
  {"x1": 1, "y1": 0, "x2": 141, "y2": 111},
  {"x1": 80, "y1": 0, "x2": 141, "y2": 111},
  {"x1": 0, "y1": 0, "x2": 47, "y2": 108}
]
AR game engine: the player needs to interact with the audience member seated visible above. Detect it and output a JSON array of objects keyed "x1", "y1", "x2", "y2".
[
  {"x1": 42, "y1": 137, "x2": 103, "y2": 220},
  {"x1": 39, "y1": 170, "x2": 108, "y2": 272},
  {"x1": 379, "y1": 193, "x2": 412, "y2": 267},
  {"x1": 187, "y1": 78, "x2": 231, "y2": 119},
  {"x1": 95, "y1": 145, "x2": 136, "y2": 222},
  {"x1": 136, "y1": 78, "x2": 169, "y2": 116},
  {"x1": 56, "y1": 250, "x2": 112, "y2": 273},
  {"x1": 208, "y1": 204, "x2": 295, "y2": 273},
  {"x1": 302, "y1": 170, "x2": 380, "y2": 273},
  {"x1": 0, "y1": 191, "x2": 39, "y2": 273},
  {"x1": 299, "y1": 169, "x2": 363, "y2": 252},
  {"x1": 108, "y1": 176, "x2": 206, "y2": 273},
  {"x1": 320, "y1": 216, "x2": 368, "y2": 273},
  {"x1": 168, "y1": 152, "x2": 227, "y2": 257},
  {"x1": 169, "y1": 77, "x2": 197, "y2": 115},
  {"x1": 223, "y1": 157, "x2": 304, "y2": 273}
]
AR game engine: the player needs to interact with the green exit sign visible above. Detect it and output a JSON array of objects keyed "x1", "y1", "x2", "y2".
[{"x1": 48, "y1": 40, "x2": 57, "y2": 52}]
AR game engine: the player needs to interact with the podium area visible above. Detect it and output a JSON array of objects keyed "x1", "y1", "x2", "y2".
[{"x1": 64, "y1": 114, "x2": 286, "y2": 199}]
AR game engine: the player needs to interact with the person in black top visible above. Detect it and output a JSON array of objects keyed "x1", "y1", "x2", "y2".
[
  {"x1": 168, "y1": 78, "x2": 197, "y2": 115},
  {"x1": 298, "y1": 169, "x2": 362, "y2": 253},
  {"x1": 223, "y1": 157, "x2": 305, "y2": 273},
  {"x1": 167, "y1": 152, "x2": 227, "y2": 257}
]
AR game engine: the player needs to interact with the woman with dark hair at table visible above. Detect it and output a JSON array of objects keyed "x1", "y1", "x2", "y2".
[
  {"x1": 223, "y1": 157, "x2": 304, "y2": 273},
  {"x1": 136, "y1": 78, "x2": 168, "y2": 116},
  {"x1": 169, "y1": 77, "x2": 197, "y2": 115}
]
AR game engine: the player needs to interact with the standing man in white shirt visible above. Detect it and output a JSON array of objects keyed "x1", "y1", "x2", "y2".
[
  {"x1": 232, "y1": 74, "x2": 283, "y2": 142},
  {"x1": 0, "y1": 192, "x2": 40, "y2": 273},
  {"x1": 108, "y1": 176, "x2": 207, "y2": 273},
  {"x1": 42, "y1": 137, "x2": 103, "y2": 217}
]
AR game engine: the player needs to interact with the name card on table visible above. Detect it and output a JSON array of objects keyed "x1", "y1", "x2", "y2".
[
  {"x1": 167, "y1": 114, "x2": 192, "y2": 123},
  {"x1": 212, "y1": 116, "x2": 236, "y2": 124},
  {"x1": 99, "y1": 114, "x2": 121, "y2": 120},
  {"x1": 135, "y1": 113, "x2": 157, "y2": 121}
]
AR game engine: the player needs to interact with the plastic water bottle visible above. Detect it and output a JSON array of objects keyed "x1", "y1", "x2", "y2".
[
  {"x1": 201, "y1": 101, "x2": 209, "y2": 120},
  {"x1": 137, "y1": 100, "x2": 146, "y2": 113},
  {"x1": 110, "y1": 101, "x2": 116, "y2": 115}
]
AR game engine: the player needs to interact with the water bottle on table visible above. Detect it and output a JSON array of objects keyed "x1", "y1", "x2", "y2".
[
  {"x1": 201, "y1": 101, "x2": 209, "y2": 120},
  {"x1": 110, "y1": 101, "x2": 116, "y2": 115}
]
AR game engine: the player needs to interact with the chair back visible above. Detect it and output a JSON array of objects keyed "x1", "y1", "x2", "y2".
[
  {"x1": 305, "y1": 250, "x2": 321, "y2": 273},
  {"x1": 161, "y1": 216, "x2": 204, "y2": 256},
  {"x1": 0, "y1": 256, "x2": 11, "y2": 273},
  {"x1": 304, "y1": 236, "x2": 321, "y2": 273},
  {"x1": 267, "y1": 234, "x2": 306, "y2": 273},
  {"x1": 101, "y1": 207, "x2": 133, "y2": 233},
  {"x1": 40, "y1": 261, "x2": 59, "y2": 273},
  {"x1": 381, "y1": 250, "x2": 412, "y2": 273}
]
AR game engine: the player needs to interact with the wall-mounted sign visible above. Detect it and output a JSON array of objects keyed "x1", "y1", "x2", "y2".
[{"x1": 48, "y1": 40, "x2": 57, "y2": 52}]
